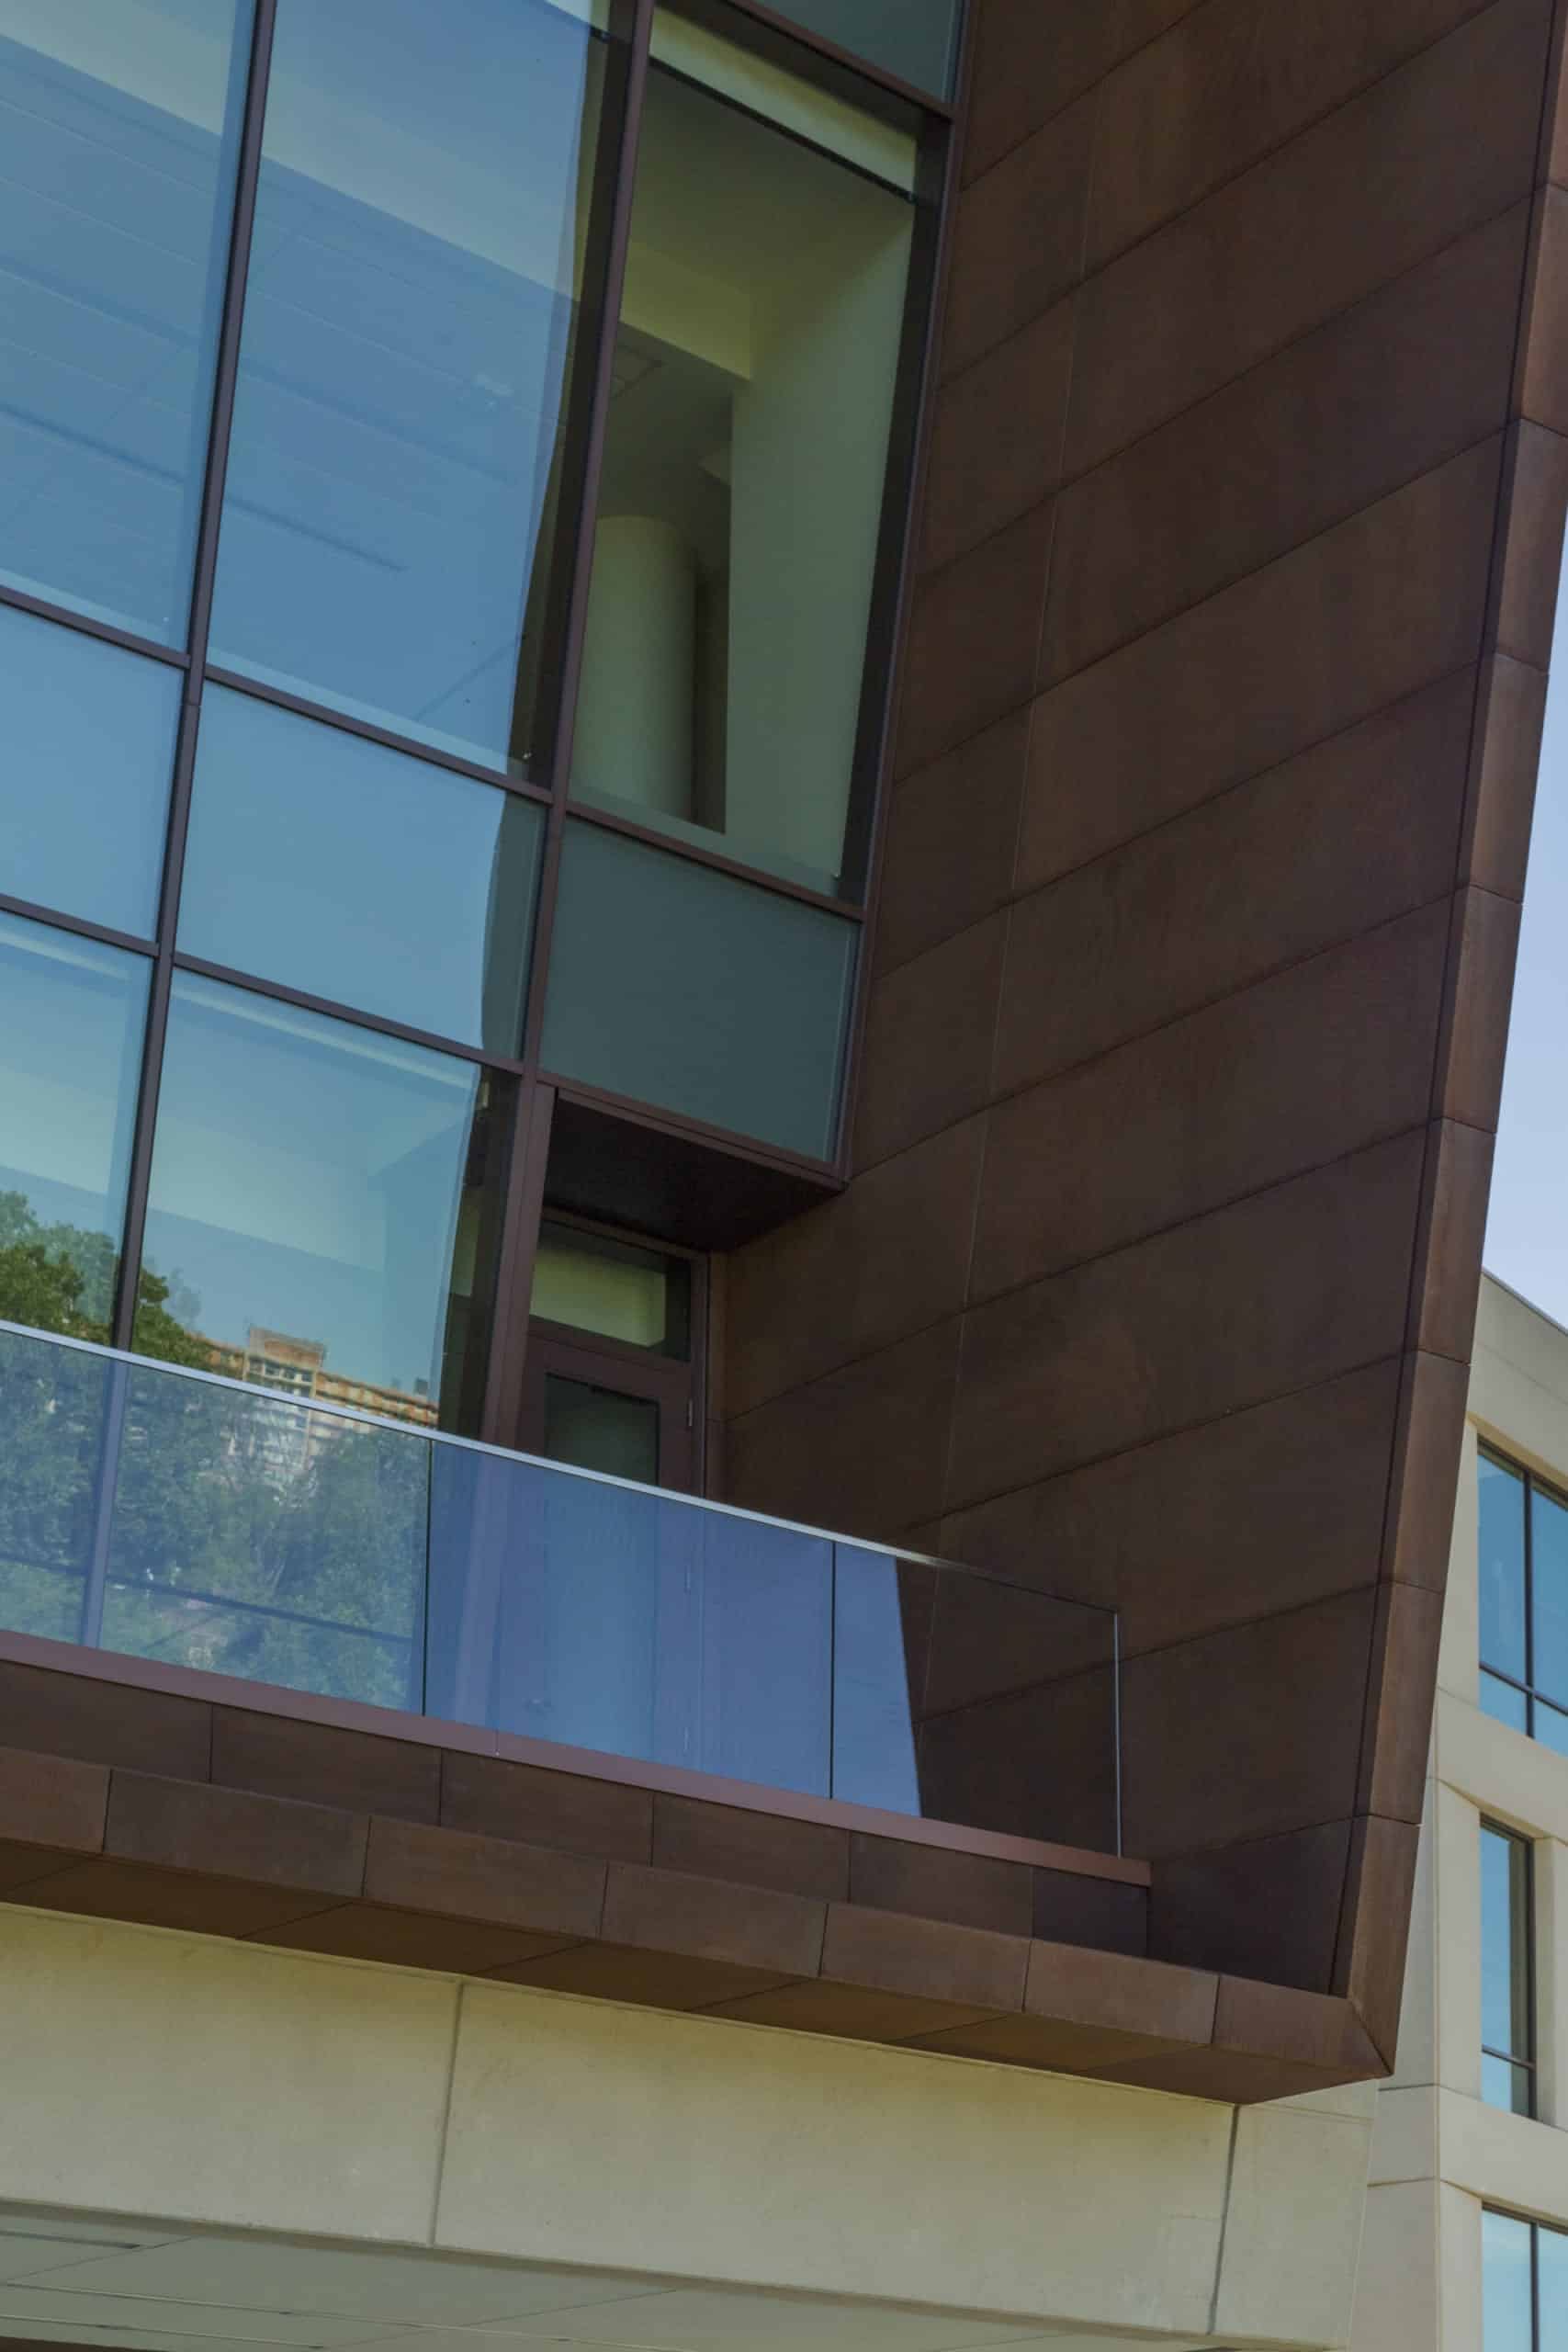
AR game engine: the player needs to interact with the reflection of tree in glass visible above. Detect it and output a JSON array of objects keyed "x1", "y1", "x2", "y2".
[
  {"x1": 0, "y1": 1196, "x2": 430, "y2": 1713},
  {"x1": 108, "y1": 1370, "x2": 429, "y2": 1710}
]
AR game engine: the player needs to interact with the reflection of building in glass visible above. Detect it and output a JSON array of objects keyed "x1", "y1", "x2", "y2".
[{"x1": 205, "y1": 1325, "x2": 438, "y2": 1474}]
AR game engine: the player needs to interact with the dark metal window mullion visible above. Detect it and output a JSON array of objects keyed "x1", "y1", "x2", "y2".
[
  {"x1": 111, "y1": 0, "x2": 280, "y2": 1352},
  {"x1": 1526, "y1": 1457, "x2": 1538, "y2": 1736}
]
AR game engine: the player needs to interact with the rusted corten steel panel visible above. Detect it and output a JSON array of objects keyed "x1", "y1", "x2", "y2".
[{"x1": 719, "y1": 0, "x2": 1568, "y2": 2091}]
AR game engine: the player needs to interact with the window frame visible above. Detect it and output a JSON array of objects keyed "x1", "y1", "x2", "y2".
[
  {"x1": 1479, "y1": 1442, "x2": 1568, "y2": 1741},
  {"x1": 1483, "y1": 2210, "x2": 1568, "y2": 2347},
  {"x1": 1481, "y1": 1816, "x2": 1538, "y2": 2120}
]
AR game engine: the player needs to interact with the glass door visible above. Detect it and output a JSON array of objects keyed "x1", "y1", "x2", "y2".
[{"x1": 518, "y1": 1219, "x2": 699, "y2": 1491}]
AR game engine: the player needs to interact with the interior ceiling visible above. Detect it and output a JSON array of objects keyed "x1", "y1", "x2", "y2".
[{"x1": 0, "y1": 2214, "x2": 1218, "y2": 2352}]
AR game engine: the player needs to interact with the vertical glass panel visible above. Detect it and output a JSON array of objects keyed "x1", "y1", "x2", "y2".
[
  {"x1": 1483, "y1": 1669, "x2": 1531, "y2": 1734},
  {"x1": 530, "y1": 1221, "x2": 690, "y2": 1354},
  {"x1": 570, "y1": 14, "x2": 916, "y2": 897},
  {"x1": 0, "y1": 607, "x2": 180, "y2": 936},
  {"x1": 0, "y1": 914, "x2": 148, "y2": 1339},
  {"x1": 0, "y1": 0, "x2": 251, "y2": 639},
  {"x1": 426, "y1": 1447, "x2": 832, "y2": 1792},
  {"x1": 541, "y1": 824, "x2": 856, "y2": 1158},
  {"x1": 0, "y1": 1322, "x2": 113, "y2": 1644},
  {"x1": 1481, "y1": 1451, "x2": 1529, "y2": 1682},
  {"x1": 831, "y1": 1545, "x2": 920, "y2": 1815},
  {"x1": 1539, "y1": 2221, "x2": 1568, "y2": 2348},
  {"x1": 1536, "y1": 1697, "x2": 1568, "y2": 1755},
  {"x1": 102, "y1": 1359, "x2": 427, "y2": 1708},
  {"x1": 768, "y1": 0, "x2": 961, "y2": 96},
  {"x1": 210, "y1": 0, "x2": 621, "y2": 773},
  {"x1": 179, "y1": 687, "x2": 544, "y2": 1051},
  {"x1": 1482, "y1": 1822, "x2": 1532, "y2": 2109},
  {"x1": 1483, "y1": 2211, "x2": 1535, "y2": 2352},
  {"x1": 135, "y1": 976, "x2": 510, "y2": 1432},
  {"x1": 1534, "y1": 1482, "x2": 1568, "y2": 1711}
]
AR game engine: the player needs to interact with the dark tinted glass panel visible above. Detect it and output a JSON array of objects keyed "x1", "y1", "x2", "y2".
[
  {"x1": 136, "y1": 977, "x2": 509, "y2": 1431},
  {"x1": 1483, "y1": 1670, "x2": 1531, "y2": 1734},
  {"x1": 1481, "y1": 1822, "x2": 1532, "y2": 2111},
  {"x1": 571, "y1": 17, "x2": 915, "y2": 898},
  {"x1": 541, "y1": 823, "x2": 855, "y2": 1159},
  {"x1": 0, "y1": 605, "x2": 179, "y2": 936},
  {"x1": 1534, "y1": 1482, "x2": 1568, "y2": 1709},
  {"x1": 1483, "y1": 2211, "x2": 1534, "y2": 2352},
  {"x1": 1480, "y1": 1450, "x2": 1529, "y2": 1682},
  {"x1": 211, "y1": 0, "x2": 619, "y2": 773},
  {"x1": 773, "y1": 0, "x2": 960, "y2": 95},
  {"x1": 0, "y1": 914, "x2": 148, "y2": 1339},
  {"x1": 0, "y1": 0, "x2": 250, "y2": 639},
  {"x1": 531, "y1": 1222, "x2": 690, "y2": 1355},
  {"x1": 179, "y1": 688, "x2": 543, "y2": 1051},
  {"x1": 542, "y1": 1374, "x2": 659, "y2": 1482}
]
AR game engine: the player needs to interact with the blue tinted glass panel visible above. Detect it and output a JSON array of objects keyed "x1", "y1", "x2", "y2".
[
  {"x1": 541, "y1": 824, "x2": 855, "y2": 1158},
  {"x1": 1538, "y1": 1698, "x2": 1568, "y2": 1756},
  {"x1": 0, "y1": 913, "x2": 148, "y2": 1339},
  {"x1": 136, "y1": 977, "x2": 506, "y2": 1431},
  {"x1": 1480, "y1": 1451, "x2": 1529, "y2": 1681},
  {"x1": 1483, "y1": 2211, "x2": 1534, "y2": 2352},
  {"x1": 1535, "y1": 1482, "x2": 1568, "y2": 1710},
  {"x1": 831, "y1": 1545, "x2": 920, "y2": 1815},
  {"x1": 179, "y1": 688, "x2": 543, "y2": 1051},
  {"x1": 0, "y1": 606, "x2": 179, "y2": 935},
  {"x1": 0, "y1": 1322, "x2": 113, "y2": 1643},
  {"x1": 101, "y1": 1360, "x2": 427, "y2": 1708},
  {"x1": 1482, "y1": 1824, "x2": 1531, "y2": 2091},
  {"x1": 210, "y1": 0, "x2": 617, "y2": 772},
  {"x1": 1482, "y1": 1670, "x2": 1531, "y2": 1734},
  {"x1": 1539, "y1": 2222, "x2": 1568, "y2": 2348},
  {"x1": 426, "y1": 1445, "x2": 832, "y2": 1792},
  {"x1": 767, "y1": 0, "x2": 960, "y2": 95},
  {"x1": 0, "y1": 0, "x2": 250, "y2": 640}
]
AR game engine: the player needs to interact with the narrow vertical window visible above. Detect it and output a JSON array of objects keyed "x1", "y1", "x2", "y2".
[
  {"x1": 569, "y1": 6, "x2": 919, "y2": 898},
  {"x1": 1480, "y1": 1449, "x2": 1529, "y2": 1729},
  {"x1": 1481, "y1": 1820, "x2": 1535, "y2": 2116}
]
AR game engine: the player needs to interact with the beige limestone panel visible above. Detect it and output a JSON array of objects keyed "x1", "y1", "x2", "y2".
[
  {"x1": 1431, "y1": 1778, "x2": 1483, "y2": 2099},
  {"x1": 1437, "y1": 1686, "x2": 1568, "y2": 1844},
  {"x1": 1385, "y1": 1780, "x2": 1438, "y2": 2091},
  {"x1": 1368, "y1": 2086, "x2": 1438, "y2": 2188},
  {"x1": 1538, "y1": 1838, "x2": 1568, "y2": 2130},
  {"x1": 436, "y1": 1985, "x2": 1231, "y2": 2336},
  {"x1": 1348, "y1": 2178, "x2": 1439, "y2": 2352},
  {"x1": 1438, "y1": 1424, "x2": 1480, "y2": 1703},
  {"x1": 1211, "y1": 2105, "x2": 1373, "y2": 2349},
  {"x1": 0, "y1": 1905, "x2": 456, "y2": 2240},
  {"x1": 1438, "y1": 2182, "x2": 1483, "y2": 2351},
  {"x1": 1436, "y1": 2081, "x2": 1568, "y2": 2215}
]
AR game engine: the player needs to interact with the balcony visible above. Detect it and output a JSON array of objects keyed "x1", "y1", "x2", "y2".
[{"x1": 0, "y1": 1318, "x2": 1119, "y2": 1858}]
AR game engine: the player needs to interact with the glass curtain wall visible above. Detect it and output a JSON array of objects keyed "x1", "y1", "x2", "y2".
[
  {"x1": 1480, "y1": 1446, "x2": 1568, "y2": 1747},
  {"x1": 0, "y1": 0, "x2": 943, "y2": 1438}
]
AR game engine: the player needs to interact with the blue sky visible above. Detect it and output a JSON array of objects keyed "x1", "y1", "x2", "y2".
[{"x1": 1485, "y1": 583, "x2": 1568, "y2": 1319}]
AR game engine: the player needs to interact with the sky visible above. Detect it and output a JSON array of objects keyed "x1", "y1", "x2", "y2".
[{"x1": 1484, "y1": 574, "x2": 1568, "y2": 1321}]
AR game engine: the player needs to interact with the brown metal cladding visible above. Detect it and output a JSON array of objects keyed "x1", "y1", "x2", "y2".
[{"x1": 717, "y1": 0, "x2": 1568, "y2": 2075}]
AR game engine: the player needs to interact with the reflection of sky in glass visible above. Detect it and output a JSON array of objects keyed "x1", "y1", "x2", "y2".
[
  {"x1": 210, "y1": 0, "x2": 607, "y2": 766},
  {"x1": 1483, "y1": 2209, "x2": 1533, "y2": 2351},
  {"x1": 1487, "y1": 552, "x2": 1568, "y2": 1322},
  {"x1": 1480, "y1": 1826, "x2": 1523, "y2": 2059},
  {"x1": 1479, "y1": 1451, "x2": 1527, "y2": 1683}
]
